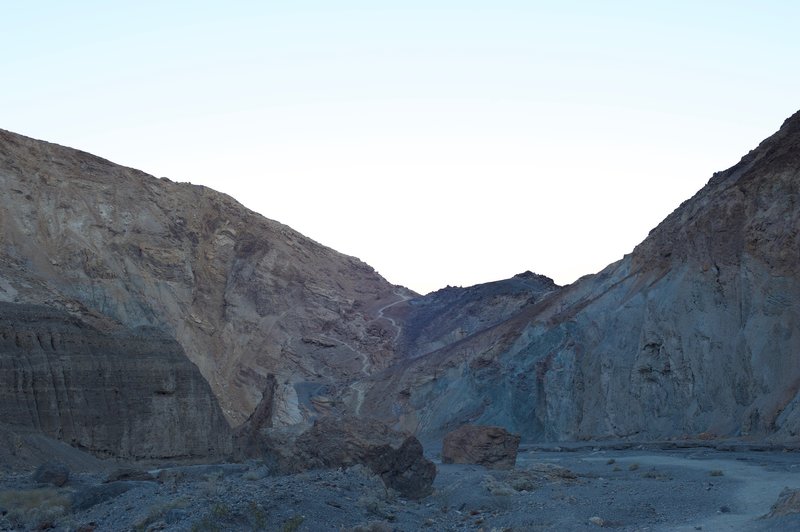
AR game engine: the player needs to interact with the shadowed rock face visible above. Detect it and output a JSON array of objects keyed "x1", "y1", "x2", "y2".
[
  {"x1": 394, "y1": 272, "x2": 559, "y2": 359},
  {"x1": 0, "y1": 303, "x2": 232, "y2": 459},
  {"x1": 354, "y1": 110, "x2": 800, "y2": 444},
  {"x1": 0, "y1": 129, "x2": 412, "y2": 425}
]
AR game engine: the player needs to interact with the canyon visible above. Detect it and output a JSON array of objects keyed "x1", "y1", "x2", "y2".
[
  {"x1": 0, "y1": 110, "x2": 799, "y2": 464},
  {"x1": 356, "y1": 110, "x2": 800, "y2": 445}
]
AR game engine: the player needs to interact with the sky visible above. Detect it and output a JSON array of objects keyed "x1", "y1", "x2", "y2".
[{"x1": 2, "y1": 2, "x2": 799, "y2": 294}]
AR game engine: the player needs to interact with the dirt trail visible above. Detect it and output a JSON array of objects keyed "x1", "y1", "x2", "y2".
[
  {"x1": 376, "y1": 291, "x2": 412, "y2": 334},
  {"x1": 342, "y1": 292, "x2": 412, "y2": 416},
  {"x1": 585, "y1": 452, "x2": 800, "y2": 531}
]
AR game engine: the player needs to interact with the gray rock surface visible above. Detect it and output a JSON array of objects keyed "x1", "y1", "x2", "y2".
[
  {"x1": 0, "y1": 423, "x2": 109, "y2": 474},
  {"x1": 70, "y1": 481, "x2": 152, "y2": 511},
  {"x1": 764, "y1": 487, "x2": 800, "y2": 518},
  {"x1": 442, "y1": 425, "x2": 520, "y2": 469},
  {"x1": 31, "y1": 462, "x2": 69, "y2": 487},
  {"x1": 233, "y1": 374, "x2": 277, "y2": 459},
  {"x1": 392, "y1": 272, "x2": 558, "y2": 359},
  {"x1": 353, "y1": 110, "x2": 800, "y2": 445},
  {"x1": 2, "y1": 446, "x2": 798, "y2": 531},
  {"x1": 103, "y1": 468, "x2": 157, "y2": 483},
  {"x1": 0, "y1": 302, "x2": 232, "y2": 459}
]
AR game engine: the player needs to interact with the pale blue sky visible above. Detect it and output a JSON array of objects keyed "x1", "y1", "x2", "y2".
[{"x1": 3, "y1": 2, "x2": 799, "y2": 293}]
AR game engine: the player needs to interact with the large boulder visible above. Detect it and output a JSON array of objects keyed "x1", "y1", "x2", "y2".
[
  {"x1": 265, "y1": 416, "x2": 436, "y2": 499},
  {"x1": 442, "y1": 425, "x2": 521, "y2": 469}
]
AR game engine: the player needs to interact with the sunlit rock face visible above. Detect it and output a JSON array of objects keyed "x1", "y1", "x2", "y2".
[
  {"x1": 354, "y1": 111, "x2": 800, "y2": 444},
  {"x1": 0, "y1": 128, "x2": 411, "y2": 426}
]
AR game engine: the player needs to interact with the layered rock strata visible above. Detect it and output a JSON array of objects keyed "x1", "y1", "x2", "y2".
[{"x1": 0, "y1": 303, "x2": 231, "y2": 459}]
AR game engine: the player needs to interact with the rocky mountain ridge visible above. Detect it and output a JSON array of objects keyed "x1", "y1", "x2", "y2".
[
  {"x1": 0, "y1": 128, "x2": 413, "y2": 428},
  {"x1": 2, "y1": 110, "x2": 799, "y2": 462},
  {"x1": 351, "y1": 110, "x2": 800, "y2": 444}
]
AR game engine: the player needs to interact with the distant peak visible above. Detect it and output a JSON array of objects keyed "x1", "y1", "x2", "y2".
[
  {"x1": 513, "y1": 271, "x2": 557, "y2": 285},
  {"x1": 710, "y1": 108, "x2": 800, "y2": 187}
]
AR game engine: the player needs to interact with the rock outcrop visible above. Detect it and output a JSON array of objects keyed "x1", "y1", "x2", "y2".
[
  {"x1": 764, "y1": 488, "x2": 800, "y2": 519},
  {"x1": 0, "y1": 302, "x2": 232, "y2": 459},
  {"x1": 263, "y1": 416, "x2": 436, "y2": 499},
  {"x1": 234, "y1": 374, "x2": 278, "y2": 459},
  {"x1": 353, "y1": 110, "x2": 800, "y2": 444},
  {"x1": 442, "y1": 425, "x2": 521, "y2": 469},
  {"x1": 0, "y1": 128, "x2": 413, "y2": 426}
]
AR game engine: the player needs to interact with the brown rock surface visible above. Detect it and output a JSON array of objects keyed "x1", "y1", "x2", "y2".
[
  {"x1": 265, "y1": 416, "x2": 436, "y2": 499},
  {"x1": 0, "y1": 128, "x2": 413, "y2": 425},
  {"x1": 442, "y1": 425, "x2": 521, "y2": 469}
]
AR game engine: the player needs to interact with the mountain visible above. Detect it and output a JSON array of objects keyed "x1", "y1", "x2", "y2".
[
  {"x1": 353, "y1": 111, "x2": 800, "y2": 444},
  {"x1": 0, "y1": 129, "x2": 413, "y2": 429},
  {"x1": 2, "y1": 110, "x2": 798, "y2": 457},
  {"x1": 394, "y1": 272, "x2": 559, "y2": 360}
]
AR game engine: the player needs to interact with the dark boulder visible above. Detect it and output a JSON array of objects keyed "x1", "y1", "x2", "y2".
[
  {"x1": 266, "y1": 416, "x2": 436, "y2": 499},
  {"x1": 442, "y1": 425, "x2": 521, "y2": 470}
]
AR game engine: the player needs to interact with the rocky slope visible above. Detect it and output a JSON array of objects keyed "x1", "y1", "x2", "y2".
[
  {"x1": 355, "y1": 110, "x2": 800, "y2": 444},
  {"x1": 392, "y1": 271, "x2": 558, "y2": 360},
  {"x1": 0, "y1": 129, "x2": 412, "y2": 426}
]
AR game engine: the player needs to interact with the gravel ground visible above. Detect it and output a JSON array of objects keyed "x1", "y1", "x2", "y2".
[{"x1": 1, "y1": 447, "x2": 799, "y2": 531}]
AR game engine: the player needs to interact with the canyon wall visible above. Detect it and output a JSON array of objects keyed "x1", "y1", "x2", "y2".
[
  {"x1": 356, "y1": 111, "x2": 800, "y2": 444},
  {"x1": 0, "y1": 303, "x2": 231, "y2": 459},
  {"x1": 0, "y1": 129, "x2": 410, "y2": 426}
]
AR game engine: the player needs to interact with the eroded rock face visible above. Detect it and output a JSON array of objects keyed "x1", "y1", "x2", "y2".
[
  {"x1": 354, "y1": 110, "x2": 800, "y2": 444},
  {"x1": 265, "y1": 416, "x2": 436, "y2": 499},
  {"x1": 0, "y1": 128, "x2": 412, "y2": 425},
  {"x1": 0, "y1": 303, "x2": 232, "y2": 459},
  {"x1": 442, "y1": 425, "x2": 521, "y2": 469},
  {"x1": 234, "y1": 374, "x2": 277, "y2": 459},
  {"x1": 764, "y1": 488, "x2": 800, "y2": 519}
]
